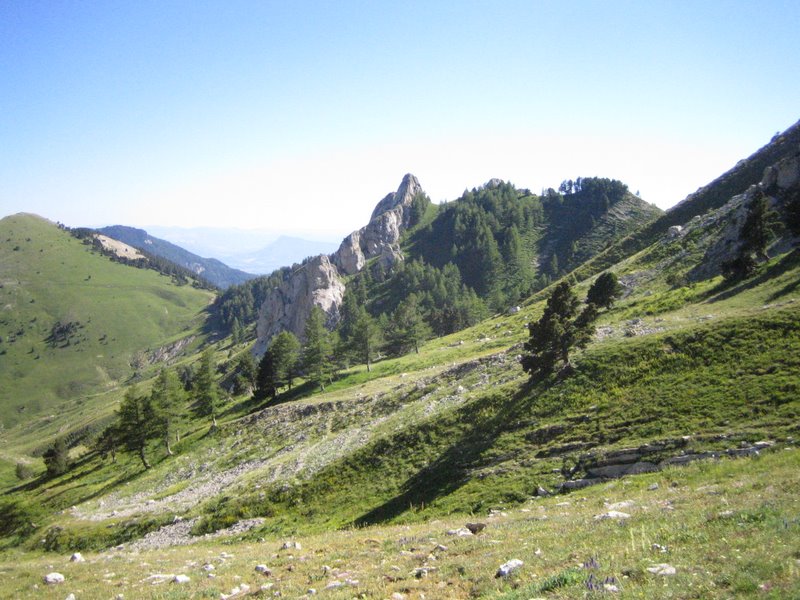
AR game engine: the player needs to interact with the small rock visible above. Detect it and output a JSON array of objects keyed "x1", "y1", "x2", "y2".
[
  {"x1": 434, "y1": 544, "x2": 448, "y2": 552},
  {"x1": 594, "y1": 511, "x2": 631, "y2": 520},
  {"x1": 307, "y1": 588, "x2": 317, "y2": 595},
  {"x1": 70, "y1": 552, "x2": 85, "y2": 563},
  {"x1": 647, "y1": 563, "x2": 676, "y2": 576},
  {"x1": 202, "y1": 563, "x2": 215, "y2": 571},
  {"x1": 496, "y1": 559, "x2": 524, "y2": 578},
  {"x1": 324, "y1": 581, "x2": 343, "y2": 590},
  {"x1": 391, "y1": 593, "x2": 406, "y2": 600},
  {"x1": 44, "y1": 573, "x2": 65, "y2": 585},
  {"x1": 255, "y1": 564, "x2": 272, "y2": 575},
  {"x1": 652, "y1": 543, "x2": 669, "y2": 553},
  {"x1": 536, "y1": 486, "x2": 550, "y2": 497},
  {"x1": 172, "y1": 574, "x2": 190, "y2": 584},
  {"x1": 281, "y1": 540, "x2": 301, "y2": 550},
  {"x1": 465, "y1": 522, "x2": 486, "y2": 534},
  {"x1": 65, "y1": 594, "x2": 76, "y2": 600},
  {"x1": 648, "y1": 483, "x2": 660, "y2": 491},
  {"x1": 605, "y1": 500, "x2": 634, "y2": 510},
  {"x1": 446, "y1": 527, "x2": 473, "y2": 537}
]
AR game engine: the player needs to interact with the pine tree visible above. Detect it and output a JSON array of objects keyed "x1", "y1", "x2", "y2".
[
  {"x1": 150, "y1": 368, "x2": 185, "y2": 455},
  {"x1": 302, "y1": 307, "x2": 332, "y2": 391},
  {"x1": 586, "y1": 272, "x2": 623, "y2": 309},
  {"x1": 391, "y1": 294, "x2": 432, "y2": 355},
  {"x1": 117, "y1": 385, "x2": 157, "y2": 469},
  {"x1": 233, "y1": 351, "x2": 258, "y2": 395},
  {"x1": 257, "y1": 330, "x2": 300, "y2": 398},
  {"x1": 350, "y1": 306, "x2": 381, "y2": 371},
  {"x1": 521, "y1": 281, "x2": 597, "y2": 381},
  {"x1": 231, "y1": 317, "x2": 244, "y2": 345},
  {"x1": 193, "y1": 348, "x2": 220, "y2": 428},
  {"x1": 43, "y1": 437, "x2": 69, "y2": 477}
]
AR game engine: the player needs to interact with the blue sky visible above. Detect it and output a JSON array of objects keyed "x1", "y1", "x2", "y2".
[{"x1": 1, "y1": 1, "x2": 799, "y2": 239}]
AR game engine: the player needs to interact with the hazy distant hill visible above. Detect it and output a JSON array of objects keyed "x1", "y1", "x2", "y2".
[
  {"x1": 226, "y1": 235, "x2": 340, "y2": 274},
  {"x1": 97, "y1": 225, "x2": 255, "y2": 289}
]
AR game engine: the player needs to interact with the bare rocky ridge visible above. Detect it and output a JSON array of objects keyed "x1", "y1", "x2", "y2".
[{"x1": 254, "y1": 174, "x2": 423, "y2": 349}]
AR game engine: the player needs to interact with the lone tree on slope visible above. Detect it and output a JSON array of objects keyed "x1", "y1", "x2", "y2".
[{"x1": 521, "y1": 281, "x2": 597, "y2": 382}]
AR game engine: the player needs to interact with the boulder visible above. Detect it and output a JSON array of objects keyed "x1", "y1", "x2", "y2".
[
  {"x1": 495, "y1": 558, "x2": 523, "y2": 578},
  {"x1": 43, "y1": 572, "x2": 65, "y2": 584},
  {"x1": 69, "y1": 552, "x2": 85, "y2": 562},
  {"x1": 172, "y1": 574, "x2": 190, "y2": 584}
]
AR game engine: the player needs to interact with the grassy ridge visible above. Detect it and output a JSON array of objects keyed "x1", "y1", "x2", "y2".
[{"x1": 0, "y1": 214, "x2": 213, "y2": 445}]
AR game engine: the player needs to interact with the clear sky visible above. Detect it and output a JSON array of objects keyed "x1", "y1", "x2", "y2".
[{"x1": 2, "y1": 1, "x2": 799, "y2": 239}]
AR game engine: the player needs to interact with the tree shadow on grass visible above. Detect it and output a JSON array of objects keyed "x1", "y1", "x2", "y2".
[{"x1": 350, "y1": 378, "x2": 552, "y2": 527}]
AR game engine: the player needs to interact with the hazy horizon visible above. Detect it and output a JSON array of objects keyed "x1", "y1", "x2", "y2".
[{"x1": 2, "y1": 2, "x2": 799, "y2": 236}]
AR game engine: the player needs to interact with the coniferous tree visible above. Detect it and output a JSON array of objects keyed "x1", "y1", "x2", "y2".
[
  {"x1": 390, "y1": 294, "x2": 432, "y2": 355},
  {"x1": 233, "y1": 351, "x2": 258, "y2": 395},
  {"x1": 302, "y1": 307, "x2": 332, "y2": 391},
  {"x1": 94, "y1": 424, "x2": 119, "y2": 463},
  {"x1": 231, "y1": 317, "x2": 244, "y2": 345},
  {"x1": 117, "y1": 385, "x2": 157, "y2": 469},
  {"x1": 521, "y1": 281, "x2": 597, "y2": 381},
  {"x1": 150, "y1": 368, "x2": 185, "y2": 455},
  {"x1": 257, "y1": 330, "x2": 300, "y2": 398},
  {"x1": 193, "y1": 348, "x2": 221, "y2": 428},
  {"x1": 586, "y1": 272, "x2": 623, "y2": 309},
  {"x1": 349, "y1": 305, "x2": 381, "y2": 371},
  {"x1": 43, "y1": 436, "x2": 69, "y2": 477}
]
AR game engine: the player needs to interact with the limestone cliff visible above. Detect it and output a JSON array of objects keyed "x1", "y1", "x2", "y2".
[
  {"x1": 333, "y1": 173, "x2": 422, "y2": 276},
  {"x1": 254, "y1": 174, "x2": 424, "y2": 352}
]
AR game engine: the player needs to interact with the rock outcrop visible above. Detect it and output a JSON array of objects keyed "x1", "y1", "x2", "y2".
[
  {"x1": 688, "y1": 150, "x2": 800, "y2": 281},
  {"x1": 254, "y1": 254, "x2": 346, "y2": 354},
  {"x1": 254, "y1": 174, "x2": 424, "y2": 351},
  {"x1": 333, "y1": 173, "x2": 423, "y2": 276}
]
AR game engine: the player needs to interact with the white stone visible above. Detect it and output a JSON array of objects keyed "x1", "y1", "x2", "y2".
[
  {"x1": 65, "y1": 594, "x2": 76, "y2": 600},
  {"x1": 255, "y1": 564, "x2": 272, "y2": 574},
  {"x1": 496, "y1": 559, "x2": 524, "y2": 577},
  {"x1": 594, "y1": 510, "x2": 630, "y2": 520},
  {"x1": 44, "y1": 572, "x2": 65, "y2": 584},
  {"x1": 647, "y1": 563, "x2": 676, "y2": 576},
  {"x1": 69, "y1": 552, "x2": 85, "y2": 562},
  {"x1": 172, "y1": 574, "x2": 190, "y2": 584}
]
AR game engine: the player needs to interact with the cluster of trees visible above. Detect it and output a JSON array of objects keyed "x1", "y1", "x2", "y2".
[
  {"x1": 93, "y1": 348, "x2": 222, "y2": 470},
  {"x1": 521, "y1": 272, "x2": 622, "y2": 382}
]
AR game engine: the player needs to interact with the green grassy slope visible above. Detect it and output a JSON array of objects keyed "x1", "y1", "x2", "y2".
[{"x1": 0, "y1": 214, "x2": 214, "y2": 433}]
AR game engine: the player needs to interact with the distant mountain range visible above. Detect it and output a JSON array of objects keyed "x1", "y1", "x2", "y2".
[
  {"x1": 145, "y1": 226, "x2": 340, "y2": 275},
  {"x1": 97, "y1": 225, "x2": 256, "y2": 289}
]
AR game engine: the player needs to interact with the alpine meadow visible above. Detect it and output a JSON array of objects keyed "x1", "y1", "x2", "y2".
[{"x1": 0, "y1": 114, "x2": 799, "y2": 599}]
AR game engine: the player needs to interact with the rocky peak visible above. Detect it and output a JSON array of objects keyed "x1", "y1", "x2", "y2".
[
  {"x1": 369, "y1": 173, "x2": 423, "y2": 222},
  {"x1": 254, "y1": 175, "x2": 426, "y2": 352},
  {"x1": 333, "y1": 174, "x2": 425, "y2": 276}
]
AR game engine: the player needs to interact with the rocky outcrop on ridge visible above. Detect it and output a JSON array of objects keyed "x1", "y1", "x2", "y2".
[
  {"x1": 333, "y1": 173, "x2": 423, "y2": 276},
  {"x1": 254, "y1": 254, "x2": 346, "y2": 353},
  {"x1": 687, "y1": 149, "x2": 800, "y2": 281},
  {"x1": 254, "y1": 174, "x2": 424, "y2": 350}
]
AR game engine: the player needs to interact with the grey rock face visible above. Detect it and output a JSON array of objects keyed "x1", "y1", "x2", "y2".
[
  {"x1": 254, "y1": 254, "x2": 345, "y2": 352},
  {"x1": 333, "y1": 173, "x2": 422, "y2": 276},
  {"x1": 255, "y1": 174, "x2": 424, "y2": 351}
]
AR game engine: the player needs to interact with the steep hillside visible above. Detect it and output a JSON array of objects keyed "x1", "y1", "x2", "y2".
[
  {"x1": 0, "y1": 214, "x2": 215, "y2": 431},
  {"x1": 570, "y1": 118, "x2": 800, "y2": 282},
  {"x1": 97, "y1": 225, "x2": 255, "y2": 289}
]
